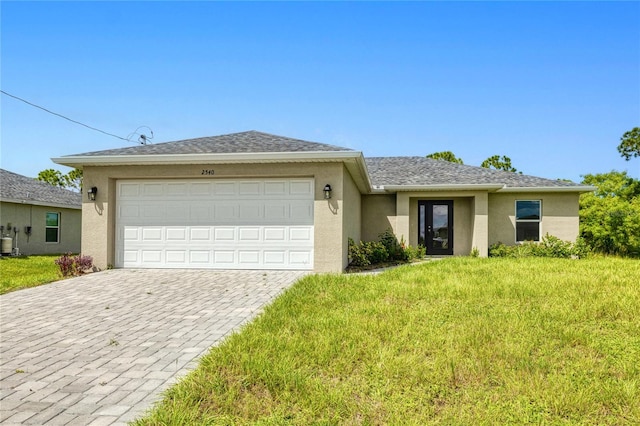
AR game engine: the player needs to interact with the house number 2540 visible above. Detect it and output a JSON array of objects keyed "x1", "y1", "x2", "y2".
[{"x1": 201, "y1": 169, "x2": 215, "y2": 175}]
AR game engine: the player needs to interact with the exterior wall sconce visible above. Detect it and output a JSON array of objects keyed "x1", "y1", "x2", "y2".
[
  {"x1": 87, "y1": 186, "x2": 98, "y2": 201},
  {"x1": 323, "y1": 184, "x2": 332, "y2": 200}
]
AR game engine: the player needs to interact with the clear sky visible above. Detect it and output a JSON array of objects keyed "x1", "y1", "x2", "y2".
[{"x1": 1, "y1": 1, "x2": 639, "y2": 184}]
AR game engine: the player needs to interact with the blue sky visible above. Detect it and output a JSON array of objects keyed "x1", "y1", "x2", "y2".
[{"x1": 2, "y1": 1, "x2": 639, "y2": 183}]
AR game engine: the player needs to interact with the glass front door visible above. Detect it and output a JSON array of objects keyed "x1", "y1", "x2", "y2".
[{"x1": 418, "y1": 200, "x2": 453, "y2": 255}]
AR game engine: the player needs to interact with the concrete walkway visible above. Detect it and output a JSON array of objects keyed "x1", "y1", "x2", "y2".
[{"x1": 0, "y1": 269, "x2": 306, "y2": 425}]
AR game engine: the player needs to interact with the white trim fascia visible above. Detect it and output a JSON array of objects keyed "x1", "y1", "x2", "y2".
[
  {"x1": 0, "y1": 198, "x2": 82, "y2": 210},
  {"x1": 381, "y1": 184, "x2": 506, "y2": 192},
  {"x1": 497, "y1": 186, "x2": 596, "y2": 193},
  {"x1": 51, "y1": 150, "x2": 363, "y2": 168}
]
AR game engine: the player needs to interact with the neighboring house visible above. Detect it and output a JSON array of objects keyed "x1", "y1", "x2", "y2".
[
  {"x1": 52, "y1": 131, "x2": 593, "y2": 272},
  {"x1": 0, "y1": 169, "x2": 81, "y2": 255}
]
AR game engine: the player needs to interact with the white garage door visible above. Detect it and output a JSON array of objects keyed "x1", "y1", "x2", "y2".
[{"x1": 115, "y1": 178, "x2": 314, "y2": 270}]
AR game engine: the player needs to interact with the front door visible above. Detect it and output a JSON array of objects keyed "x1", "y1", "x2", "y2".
[{"x1": 418, "y1": 200, "x2": 453, "y2": 255}]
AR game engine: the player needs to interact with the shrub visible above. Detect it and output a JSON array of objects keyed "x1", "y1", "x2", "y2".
[
  {"x1": 348, "y1": 230, "x2": 425, "y2": 268},
  {"x1": 379, "y1": 228, "x2": 404, "y2": 261},
  {"x1": 489, "y1": 235, "x2": 590, "y2": 259},
  {"x1": 404, "y1": 244, "x2": 426, "y2": 261},
  {"x1": 348, "y1": 238, "x2": 371, "y2": 267},
  {"x1": 55, "y1": 253, "x2": 94, "y2": 277}
]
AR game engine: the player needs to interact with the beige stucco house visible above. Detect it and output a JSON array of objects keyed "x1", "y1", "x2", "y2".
[
  {"x1": 0, "y1": 169, "x2": 81, "y2": 256},
  {"x1": 53, "y1": 131, "x2": 593, "y2": 272}
]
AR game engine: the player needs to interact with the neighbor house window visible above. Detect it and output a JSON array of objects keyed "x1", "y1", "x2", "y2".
[
  {"x1": 515, "y1": 200, "x2": 541, "y2": 242},
  {"x1": 46, "y1": 212, "x2": 60, "y2": 243}
]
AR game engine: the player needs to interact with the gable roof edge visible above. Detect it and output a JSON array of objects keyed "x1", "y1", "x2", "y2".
[
  {"x1": 52, "y1": 150, "x2": 363, "y2": 169},
  {"x1": 0, "y1": 197, "x2": 82, "y2": 210}
]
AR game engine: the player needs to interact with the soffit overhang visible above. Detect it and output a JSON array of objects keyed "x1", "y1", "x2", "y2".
[{"x1": 52, "y1": 151, "x2": 374, "y2": 193}]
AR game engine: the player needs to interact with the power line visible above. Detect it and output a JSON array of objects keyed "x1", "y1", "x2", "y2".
[{"x1": 1, "y1": 90, "x2": 151, "y2": 143}]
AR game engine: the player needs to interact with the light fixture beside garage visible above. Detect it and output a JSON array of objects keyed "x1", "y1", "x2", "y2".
[
  {"x1": 87, "y1": 186, "x2": 98, "y2": 201},
  {"x1": 324, "y1": 184, "x2": 332, "y2": 199}
]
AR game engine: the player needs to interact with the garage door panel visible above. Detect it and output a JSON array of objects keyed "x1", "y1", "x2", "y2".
[
  {"x1": 214, "y1": 182, "x2": 236, "y2": 195},
  {"x1": 190, "y1": 251, "x2": 211, "y2": 263},
  {"x1": 214, "y1": 204, "x2": 237, "y2": 221},
  {"x1": 239, "y1": 228, "x2": 260, "y2": 241},
  {"x1": 120, "y1": 205, "x2": 140, "y2": 219},
  {"x1": 214, "y1": 251, "x2": 235, "y2": 264},
  {"x1": 166, "y1": 251, "x2": 187, "y2": 263},
  {"x1": 239, "y1": 251, "x2": 260, "y2": 264},
  {"x1": 190, "y1": 183, "x2": 211, "y2": 196},
  {"x1": 264, "y1": 228, "x2": 286, "y2": 241},
  {"x1": 290, "y1": 227, "x2": 312, "y2": 241},
  {"x1": 141, "y1": 250, "x2": 162, "y2": 263},
  {"x1": 239, "y1": 203, "x2": 263, "y2": 220},
  {"x1": 123, "y1": 227, "x2": 140, "y2": 241},
  {"x1": 142, "y1": 184, "x2": 164, "y2": 197},
  {"x1": 166, "y1": 228, "x2": 188, "y2": 241},
  {"x1": 142, "y1": 204, "x2": 164, "y2": 219},
  {"x1": 116, "y1": 178, "x2": 314, "y2": 269},
  {"x1": 264, "y1": 181, "x2": 286, "y2": 195},
  {"x1": 214, "y1": 228, "x2": 235, "y2": 241},
  {"x1": 265, "y1": 204, "x2": 287, "y2": 220},
  {"x1": 119, "y1": 183, "x2": 140, "y2": 198},
  {"x1": 142, "y1": 228, "x2": 163, "y2": 241},
  {"x1": 289, "y1": 251, "x2": 312, "y2": 266},
  {"x1": 264, "y1": 251, "x2": 286, "y2": 265},
  {"x1": 190, "y1": 228, "x2": 212, "y2": 240},
  {"x1": 239, "y1": 181, "x2": 261, "y2": 195}
]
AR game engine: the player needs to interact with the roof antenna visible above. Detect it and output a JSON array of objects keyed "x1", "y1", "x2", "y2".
[{"x1": 126, "y1": 126, "x2": 154, "y2": 145}]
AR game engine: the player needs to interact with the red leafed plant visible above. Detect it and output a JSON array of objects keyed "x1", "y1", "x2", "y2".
[{"x1": 55, "y1": 253, "x2": 94, "y2": 277}]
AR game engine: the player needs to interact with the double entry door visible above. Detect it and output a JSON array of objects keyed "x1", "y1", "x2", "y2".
[{"x1": 418, "y1": 200, "x2": 453, "y2": 255}]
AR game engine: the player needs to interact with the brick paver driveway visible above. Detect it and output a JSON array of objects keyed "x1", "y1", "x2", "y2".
[{"x1": 0, "y1": 269, "x2": 306, "y2": 425}]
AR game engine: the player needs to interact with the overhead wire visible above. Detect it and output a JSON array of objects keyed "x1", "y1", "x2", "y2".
[{"x1": 0, "y1": 90, "x2": 152, "y2": 144}]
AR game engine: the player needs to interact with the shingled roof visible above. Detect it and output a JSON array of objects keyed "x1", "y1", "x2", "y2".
[
  {"x1": 54, "y1": 130, "x2": 590, "y2": 191},
  {"x1": 0, "y1": 169, "x2": 82, "y2": 209},
  {"x1": 365, "y1": 157, "x2": 582, "y2": 188},
  {"x1": 67, "y1": 131, "x2": 353, "y2": 157}
]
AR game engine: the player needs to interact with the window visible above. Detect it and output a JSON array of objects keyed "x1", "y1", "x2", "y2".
[
  {"x1": 46, "y1": 212, "x2": 60, "y2": 243},
  {"x1": 515, "y1": 200, "x2": 541, "y2": 242}
]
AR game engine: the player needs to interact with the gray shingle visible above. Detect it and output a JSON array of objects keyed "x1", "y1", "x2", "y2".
[
  {"x1": 365, "y1": 157, "x2": 583, "y2": 188},
  {"x1": 0, "y1": 169, "x2": 82, "y2": 208},
  {"x1": 67, "y1": 131, "x2": 353, "y2": 157}
]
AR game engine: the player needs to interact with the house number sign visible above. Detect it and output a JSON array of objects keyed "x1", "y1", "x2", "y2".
[{"x1": 201, "y1": 169, "x2": 215, "y2": 175}]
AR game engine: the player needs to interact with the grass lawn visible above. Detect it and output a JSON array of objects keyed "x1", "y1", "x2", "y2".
[
  {"x1": 0, "y1": 255, "x2": 61, "y2": 294},
  {"x1": 136, "y1": 257, "x2": 640, "y2": 425}
]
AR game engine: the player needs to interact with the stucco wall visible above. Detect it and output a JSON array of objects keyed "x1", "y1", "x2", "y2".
[
  {"x1": 341, "y1": 166, "x2": 361, "y2": 269},
  {"x1": 0, "y1": 202, "x2": 81, "y2": 255},
  {"x1": 488, "y1": 192, "x2": 580, "y2": 246},
  {"x1": 82, "y1": 162, "x2": 348, "y2": 272},
  {"x1": 361, "y1": 194, "x2": 396, "y2": 242}
]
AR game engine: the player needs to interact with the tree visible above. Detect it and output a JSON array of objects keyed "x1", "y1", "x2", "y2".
[
  {"x1": 65, "y1": 168, "x2": 83, "y2": 190},
  {"x1": 426, "y1": 151, "x2": 464, "y2": 164},
  {"x1": 580, "y1": 171, "x2": 640, "y2": 257},
  {"x1": 37, "y1": 169, "x2": 66, "y2": 187},
  {"x1": 481, "y1": 155, "x2": 518, "y2": 173},
  {"x1": 36, "y1": 168, "x2": 82, "y2": 190},
  {"x1": 617, "y1": 127, "x2": 640, "y2": 160}
]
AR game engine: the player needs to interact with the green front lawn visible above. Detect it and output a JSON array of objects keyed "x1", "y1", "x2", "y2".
[
  {"x1": 0, "y1": 255, "x2": 61, "y2": 294},
  {"x1": 135, "y1": 257, "x2": 640, "y2": 425}
]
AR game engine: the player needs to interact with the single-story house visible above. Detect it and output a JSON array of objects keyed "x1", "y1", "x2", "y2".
[
  {"x1": 0, "y1": 169, "x2": 82, "y2": 256},
  {"x1": 52, "y1": 131, "x2": 593, "y2": 272}
]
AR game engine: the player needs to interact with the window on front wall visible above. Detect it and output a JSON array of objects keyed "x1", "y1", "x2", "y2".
[
  {"x1": 515, "y1": 200, "x2": 541, "y2": 242},
  {"x1": 46, "y1": 212, "x2": 60, "y2": 243}
]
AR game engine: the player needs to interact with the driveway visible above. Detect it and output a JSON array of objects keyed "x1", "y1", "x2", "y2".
[{"x1": 0, "y1": 269, "x2": 306, "y2": 425}]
